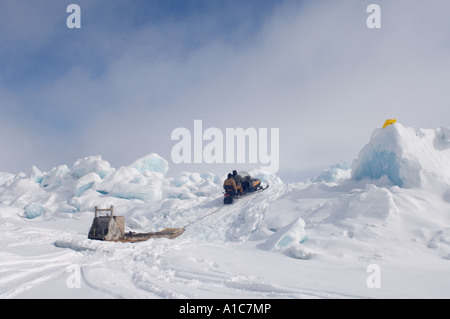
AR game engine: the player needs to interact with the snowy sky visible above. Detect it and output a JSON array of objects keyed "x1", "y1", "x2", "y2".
[{"x1": 1, "y1": 0, "x2": 450, "y2": 182}]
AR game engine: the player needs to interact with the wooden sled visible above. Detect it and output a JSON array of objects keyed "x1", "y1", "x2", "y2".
[
  {"x1": 118, "y1": 228, "x2": 185, "y2": 242},
  {"x1": 88, "y1": 206, "x2": 184, "y2": 242}
]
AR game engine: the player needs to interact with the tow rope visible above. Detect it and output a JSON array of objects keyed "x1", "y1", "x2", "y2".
[
  {"x1": 182, "y1": 204, "x2": 225, "y2": 229},
  {"x1": 182, "y1": 185, "x2": 268, "y2": 229}
]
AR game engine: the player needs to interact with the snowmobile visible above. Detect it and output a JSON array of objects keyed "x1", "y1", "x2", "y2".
[{"x1": 223, "y1": 171, "x2": 268, "y2": 204}]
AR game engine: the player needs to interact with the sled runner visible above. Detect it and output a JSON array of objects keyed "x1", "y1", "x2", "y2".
[
  {"x1": 88, "y1": 206, "x2": 184, "y2": 242},
  {"x1": 120, "y1": 228, "x2": 185, "y2": 242}
]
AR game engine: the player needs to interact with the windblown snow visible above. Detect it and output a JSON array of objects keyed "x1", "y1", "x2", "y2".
[{"x1": 1, "y1": 123, "x2": 450, "y2": 298}]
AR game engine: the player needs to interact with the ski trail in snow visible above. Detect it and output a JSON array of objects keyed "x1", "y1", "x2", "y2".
[
  {"x1": 52, "y1": 235, "x2": 357, "y2": 299},
  {"x1": 74, "y1": 239, "x2": 191, "y2": 298},
  {"x1": 0, "y1": 250, "x2": 79, "y2": 298},
  {"x1": 122, "y1": 239, "x2": 366, "y2": 299},
  {"x1": 0, "y1": 221, "x2": 84, "y2": 298}
]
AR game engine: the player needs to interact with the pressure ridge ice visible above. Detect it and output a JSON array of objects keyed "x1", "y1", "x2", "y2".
[
  {"x1": 352, "y1": 123, "x2": 450, "y2": 188},
  {"x1": 1, "y1": 122, "x2": 450, "y2": 298}
]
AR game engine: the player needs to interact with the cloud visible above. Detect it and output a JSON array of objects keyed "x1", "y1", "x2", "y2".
[{"x1": 1, "y1": 0, "x2": 450, "y2": 182}]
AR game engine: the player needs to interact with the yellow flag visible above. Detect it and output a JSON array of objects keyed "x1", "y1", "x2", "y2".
[{"x1": 382, "y1": 119, "x2": 397, "y2": 128}]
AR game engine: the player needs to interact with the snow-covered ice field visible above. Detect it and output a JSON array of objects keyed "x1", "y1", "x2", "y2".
[{"x1": 1, "y1": 123, "x2": 450, "y2": 299}]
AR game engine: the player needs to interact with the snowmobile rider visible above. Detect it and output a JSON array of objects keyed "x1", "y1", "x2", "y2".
[
  {"x1": 224, "y1": 173, "x2": 244, "y2": 195},
  {"x1": 232, "y1": 170, "x2": 245, "y2": 194}
]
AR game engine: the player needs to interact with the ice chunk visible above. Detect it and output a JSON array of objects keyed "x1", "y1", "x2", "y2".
[
  {"x1": 40, "y1": 165, "x2": 69, "y2": 189},
  {"x1": 29, "y1": 166, "x2": 44, "y2": 184},
  {"x1": 258, "y1": 217, "x2": 312, "y2": 259},
  {"x1": 73, "y1": 172, "x2": 102, "y2": 197},
  {"x1": 310, "y1": 184, "x2": 398, "y2": 224},
  {"x1": 435, "y1": 127, "x2": 450, "y2": 145},
  {"x1": 0, "y1": 172, "x2": 15, "y2": 187},
  {"x1": 109, "y1": 182, "x2": 162, "y2": 202},
  {"x1": 171, "y1": 175, "x2": 189, "y2": 187},
  {"x1": 189, "y1": 172, "x2": 202, "y2": 183},
  {"x1": 58, "y1": 203, "x2": 79, "y2": 213},
  {"x1": 200, "y1": 172, "x2": 220, "y2": 184},
  {"x1": 24, "y1": 203, "x2": 45, "y2": 219},
  {"x1": 166, "y1": 171, "x2": 219, "y2": 199},
  {"x1": 351, "y1": 123, "x2": 450, "y2": 188},
  {"x1": 258, "y1": 217, "x2": 308, "y2": 258},
  {"x1": 95, "y1": 162, "x2": 166, "y2": 202},
  {"x1": 248, "y1": 169, "x2": 283, "y2": 185},
  {"x1": 353, "y1": 150, "x2": 403, "y2": 186},
  {"x1": 170, "y1": 172, "x2": 210, "y2": 187},
  {"x1": 70, "y1": 156, "x2": 113, "y2": 179},
  {"x1": 131, "y1": 153, "x2": 169, "y2": 176},
  {"x1": 314, "y1": 161, "x2": 351, "y2": 183}
]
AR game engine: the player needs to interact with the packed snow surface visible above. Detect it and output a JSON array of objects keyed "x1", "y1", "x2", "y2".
[{"x1": 1, "y1": 123, "x2": 450, "y2": 298}]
